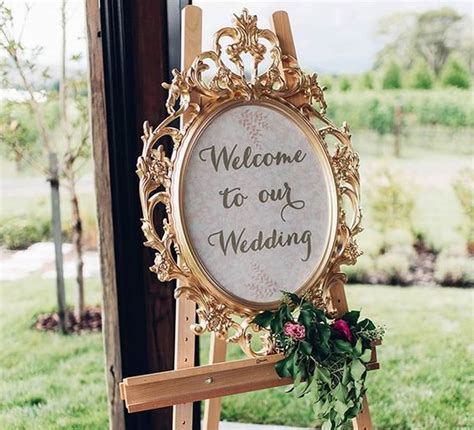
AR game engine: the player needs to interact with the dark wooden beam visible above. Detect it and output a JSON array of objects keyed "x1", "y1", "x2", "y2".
[{"x1": 98, "y1": 0, "x2": 196, "y2": 429}]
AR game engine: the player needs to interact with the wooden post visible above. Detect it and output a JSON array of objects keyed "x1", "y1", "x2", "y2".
[
  {"x1": 95, "y1": 0, "x2": 189, "y2": 428},
  {"x1": 47, "y1": 152, "x2": 67, "y2": 335},
  {"x1": 85, "y1": 0, "x2": 125, "y2": 428}
]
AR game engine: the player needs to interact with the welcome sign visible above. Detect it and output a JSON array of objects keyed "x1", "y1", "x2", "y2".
[
  {"x1": 176, "y1": 102, "x2": 337, "y2": 305},
  {"x1": 137, "y1": 8, "x2": 362, "y2": 352}
]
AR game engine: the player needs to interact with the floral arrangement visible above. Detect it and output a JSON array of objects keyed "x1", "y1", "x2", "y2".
[{"x1": 253, "y1": 292, "x2": 384, "y2": 430}]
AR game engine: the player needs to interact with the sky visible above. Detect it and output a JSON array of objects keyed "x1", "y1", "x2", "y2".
[{"x1": 2, "y1": 0, "x2": 473, "y2": 77}]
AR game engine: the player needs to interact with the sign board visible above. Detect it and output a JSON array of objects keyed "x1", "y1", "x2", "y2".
[{"x1": 137, "y1": 8, "x2": 362, "y2": 356}]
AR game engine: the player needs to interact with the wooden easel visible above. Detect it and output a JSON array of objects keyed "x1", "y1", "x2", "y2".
[{"x1": 120, "y1": 6, "x2": 378, "y2": 430}]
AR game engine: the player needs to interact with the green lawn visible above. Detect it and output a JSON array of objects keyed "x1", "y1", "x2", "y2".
[
  {"x1": 1, "y1": 278, "x2": 473, "y2": 429},
  {"x1": 0, "y1": 278, "x2": 107, "y2": 429}
]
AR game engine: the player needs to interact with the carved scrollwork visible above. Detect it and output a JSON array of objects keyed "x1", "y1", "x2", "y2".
[{"x1": 137, "y1": 9, "x2": 362, "y2": 356}]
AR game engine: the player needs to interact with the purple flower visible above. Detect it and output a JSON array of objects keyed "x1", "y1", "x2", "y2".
[{"x1": 332, "y1": 319, "x2": 353, "y2": 342}]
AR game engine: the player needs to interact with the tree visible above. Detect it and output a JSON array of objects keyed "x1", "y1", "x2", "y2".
[
  {"x1": 441, "y1": 55, "x2": 471, "y2": 89},
  {"x1": 409, "y1": 58, "x2": 433, "y2": 89},
  {"x1": 0, "y1": 101, "x2": 39, "y2": 170},
  {"x1": 359, "y1": 72, "x2": 374, "y2": 90},
  {"x1": 376, "y1": 8, "x2": 473, "y2": 76},
  {"x1": 382, "y1": 60, "x2": 402, "y2": 89},
  {"x1": 0, "y1": 2, "x2": 89, "y2": 327},
  {"x1": 339, "y1": 75, "x2": 351, "y2": 92},
  {"x1": 367, "y1": 99, "x2": 404, "y2": 157},
  {"x1": 414, "y1": 8, "x2": 464, "y2": 76}
]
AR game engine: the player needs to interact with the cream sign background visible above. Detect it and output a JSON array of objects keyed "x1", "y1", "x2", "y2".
[{"x1": 182, "y1": 103, "x2": 334, "y2": 304}]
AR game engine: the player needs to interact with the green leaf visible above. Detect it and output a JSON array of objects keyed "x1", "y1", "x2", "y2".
[
  {"x1": 315, "y1": 366, "x2": 331, "y2": 384},
  {"x1": 252, "y1": 311, "x2": 274, "y2": 328},
  {"x1": 354, "y1": 338, "x2": 363, "y2": 356},
  {"x1": 282, "y1": 291, "x2": 300, "y2": 305},
  {"x1": 275, "y1": 356, "x2": 291, "y2": 378},
  {"x1": 332, "y1": 382, "x2": 348, "y2": 402},
  {"x1": 321, "y1": 419, "x2": 332, "y2": 430},
  {"x1": 357, "y1": 318, "x2": 375, "y2": 331},
  {"x1": 298, "y1": 308, "x2": 314, "y2": 327},
  {"x1": 334, "y1": 339, "x2": 353, "y2": 354},
  {"x1": 342, "y1": 363, "x2": 351, "y2": 385},
  {"x1": 270, "y1": 307, "x2": 285, "y2": 333},
  {"x1": 295, "y1": 379, "x2": 311, "y2": 398},
  {"x1": 334, "y1": 399, "x2": 349, "y2": 417},
  {"x1": 299, "y1": 340, "x2": 312, "y2": 355},
  {"x1": 360, "y1": 348, "x2": 372, "y2": 363},
  {"x1": 342, "y1": 310, "x2": 360, "y2": 326},
  {"x1": 351, "y1": 359, "x2": 367, "y2": 380}
]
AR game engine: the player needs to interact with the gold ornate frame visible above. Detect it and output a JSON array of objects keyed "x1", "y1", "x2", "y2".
[{"x1": 136, "y1": 9, "x2": 362, "y2": 356}]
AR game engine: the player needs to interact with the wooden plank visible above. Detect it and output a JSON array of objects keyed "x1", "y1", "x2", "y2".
[
  {"x1": 173, "y1": 6, "x2": 202, "y2": 430},
  {"x1": 122, "y1": 355, "x2": 291, "y2": 413},
  {"x1": 203, "y1": 334, "x2": 227, "y2": 430},
  {"x1": 120, "y1": 347, "x2": 379, "y2": 414},
  {"x1": 85, "y1": 1, "x2": 125, "y2": 428}
]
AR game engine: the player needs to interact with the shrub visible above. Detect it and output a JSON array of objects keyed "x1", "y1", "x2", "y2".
[
  {"x1": 375, "y1": 251, "x2": 412, "y2": 285},
  {"x1": 344, "y1": 254, "x2": 375, "y2": 284},
  {"x1": 441, "y1": 56, "x2": 471, "y2": 89},
  {"x1": 0, "y1": 216, "x2": 51, "y2": 250},
  {"x1": 339, "y1": 76, "x2": 352, "y2": 92},
  {"x1": 382, "y1": 228, "x2": 415, "y2": 251},
  {"x1": 409, "y1": 59, "x2": 433, "y2": 89},
  {"x1": 324, "y1": 90, "x2": 474, "y2": 129},
  {"x1": 359, "y1": 72, "x2": 374, "y2": 90},
  {"x1": 367, "y1": 99, "x2": 394, "y2": 135},
  {"x1": 368, "y1": 168, "x2": 415, "y2": 233},
  {"x1": 453, "y1": 168, "x2": 474, "y2": 251},
  {"x1": 382, "y1": 61, "x2": 402, "y2": 89},
  {"x1": 434, "y1": 254, "x2": 474, "y2": 287}
]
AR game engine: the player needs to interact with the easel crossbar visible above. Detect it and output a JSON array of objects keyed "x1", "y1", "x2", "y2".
[
  {"x1": 120, "y1": 354, "x2": 291, "y2": 413},
  {"x1": 120, "y1": 343, "x2": 380, "y2": 413}
]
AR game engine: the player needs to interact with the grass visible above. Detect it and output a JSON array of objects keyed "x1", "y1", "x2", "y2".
[
  {"x1": 211, "y1": 285, "x2": 474, "y2": 429},
  {"x1": 0, "y1": 278, "x2": 107, "y2": 430},
  {"x1": 1, "y1": 277, "x2": 472, "y2": 429}
]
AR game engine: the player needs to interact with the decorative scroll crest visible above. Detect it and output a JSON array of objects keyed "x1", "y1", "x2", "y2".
[{"x1": 136, "y1": 9, "x2": 362, "y2": 356}]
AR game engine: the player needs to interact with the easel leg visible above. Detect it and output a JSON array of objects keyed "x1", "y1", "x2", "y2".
[
  {"x1": 174, "y1": 6, "x2": 202, "y2": 430},
  {"x1": 203, "y1": 333, "x2": 227, "y2": 430},
  {"x1": 173, "y1": 296, "x2": 196, "y2": 430},
  {"x1": 330, "y1": 281, "x2": 373, "y2": 430}
]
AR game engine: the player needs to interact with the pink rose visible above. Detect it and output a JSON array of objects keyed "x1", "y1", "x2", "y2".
[
  {"x1": 332, "y1": 319, "x2": 353, "y2": 342},
  {"x1": 283, "y1": 322, "x2": 306, "y2": 340}
]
